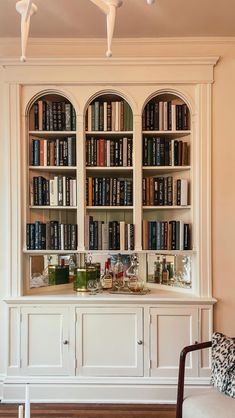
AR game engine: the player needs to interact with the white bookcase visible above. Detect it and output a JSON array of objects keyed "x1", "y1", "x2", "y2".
[
  {"x1": 23, "y1": 90, "x2": 195, "y2": 295},
  {"x1": 2, "y1": 57, "x2": 218, "y2": 403}
]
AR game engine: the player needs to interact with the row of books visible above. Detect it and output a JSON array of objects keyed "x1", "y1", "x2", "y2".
[
  {"x1": 85, "y1": 216, "x2": 135, "y2": 251},
  {"x1": 26, "y1": 221, "x2": 77, "y2": 250},
  {"x1": 30, "y1": 176, "x2": 77, "y2": 207},
  {"x1": 86, "y1": 100, "x2": 133, "y2": 132},
  {"x1": 143, "y1": 138, "x2": 189, "y2": 166},
  {"x1": 33, "y1": 101, "x2": 76, "y2": 131},
  {"x1": 143, "y1": 177, "x2": 188, "y2": 206},
  {"x1": 86, "y1": 137, "x2": 133, "y2": 167},
  {"x1": 142, "y1": 220, "x2": 191, "y2": 250},
  {"x1": 142, "y1": 101, "x2": 190, "y2": 131},
  {"x1": 86, "y1": 177, "x2": 133, "y2": 206},
  {"x1": 31, "y1": 137, "x2": 76, "y2": 167}
]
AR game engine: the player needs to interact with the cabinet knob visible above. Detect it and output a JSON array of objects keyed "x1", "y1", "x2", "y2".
[
  {"x1": 137, "y1": 339, "x2": 143, "y2": 345},
  {"x1": 63, "y1": 340, "x2": 69, "y2": 345}
]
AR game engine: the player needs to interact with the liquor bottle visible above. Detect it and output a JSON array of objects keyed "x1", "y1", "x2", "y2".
[
  {"x1": 113, "y1": 254, "x2": 124, "y2": 290},
  {"x1": 100, "y1": 259, "x2": 113, "y2": 290},
  {"x1": 161, "y1": 256, "x2": 169, "y2": 285},
  {"x1": 114, "y1": 254, "x2": 124, "y2": 279},
  {"x1": 69, "y1": 255, "x2": 75, "y2": 283},
  {"x1": 154, "y1": 256, "x2": 162, "y2": 284}
]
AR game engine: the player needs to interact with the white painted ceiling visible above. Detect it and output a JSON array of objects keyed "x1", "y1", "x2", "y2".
[{"x1": 0, "y1": 0, "x2": 235, "y2": 38}]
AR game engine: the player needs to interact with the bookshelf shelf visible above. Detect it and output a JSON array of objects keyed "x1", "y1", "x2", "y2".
[
  {"x1": 86, "y1": 131, "x2": 133, "y2": 135},
  {"x1": 29, "y1": 131, "x2": 76, "y2": 136},
  {"x1": 142, "y1": 165, "x2": 190, "y2": 170},
  {"x1": 142, "y1": 130, "x2": 191, "y2": 137},
  {"x1": 29, "y1": 166, "x2": 77, "y2": 171},
  {"x1": 143, "y1": 205, "x2": 191, "y2": 210},
  {"x1": 86, "y1": 166, "x2": 133, "y2": 171},
  {"x1": 24, "y1": 250, "x2": 77, "y2": 255},
  {"x1": 29, "y1": 206, "x2": 77, "y2": 210},
  {"x1": 86, "y1": 206, "x2": 134, "y2": 210}
]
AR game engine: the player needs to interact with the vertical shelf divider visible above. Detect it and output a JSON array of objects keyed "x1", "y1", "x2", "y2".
[
  {"x1": 133, "y1": 113, "x2": 143, "y2": 251},
  {"x1": 77, "y1": 113, "x2": 86, "y2": 251}
]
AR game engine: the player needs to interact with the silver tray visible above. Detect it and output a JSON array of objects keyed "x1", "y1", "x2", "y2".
[{"x1": 109, "y1": 288, "x2": 150, "y2": 295}]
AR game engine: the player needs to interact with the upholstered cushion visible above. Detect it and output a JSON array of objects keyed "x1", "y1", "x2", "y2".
[
  {"x1": 183, "y1": 388, "x2": 235, "y2": 418},
  {"x1": 211, "y1": 332, "x2": 235, "y2": 398},
  {"x1": 225, "y1": 367, "x2": 235, "y2": 398}
]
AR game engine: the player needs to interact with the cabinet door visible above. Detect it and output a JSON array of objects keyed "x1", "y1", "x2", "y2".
[
  {"x1": 150, "y1": 307, "x2": 198, "y2": 377},
  {"x1": 76, "y1": 307, "x2": 143, "y2": 377},
  {"x1": 21, "y1": 306, "x2": 74, "y2": 376}
]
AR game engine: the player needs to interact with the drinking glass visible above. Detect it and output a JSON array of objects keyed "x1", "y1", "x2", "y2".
[
  {"x1": 87, "y1": 279, "x2": 98, "y2": 295},
  {"x1": 113, "y1": 277, "x2": 125, "y2": 292}
]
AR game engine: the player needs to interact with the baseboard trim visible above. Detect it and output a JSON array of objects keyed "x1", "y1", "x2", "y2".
[{"x1": 2, "y1": 382, "x2": 212, "y2": 403}]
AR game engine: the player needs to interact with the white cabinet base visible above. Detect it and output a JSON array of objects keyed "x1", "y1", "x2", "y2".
[{"x1": 4, "y1": 299, "x2": 214, "y2": 403}]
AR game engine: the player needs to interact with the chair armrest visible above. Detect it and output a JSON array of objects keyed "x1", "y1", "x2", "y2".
[{"x1": 176, "y1": 341, "x2": 212, "y2": 418}]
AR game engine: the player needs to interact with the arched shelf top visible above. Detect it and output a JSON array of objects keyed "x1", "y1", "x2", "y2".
[
  {"x1": 142, "y1": 91, "x2": 191, "y2": 132},
  {"x1": 27, "y1": 90, "x2": 77, "y2": 133},
  {"x1": 85, "y1": 91, "x2": 133, "y2": 133}
]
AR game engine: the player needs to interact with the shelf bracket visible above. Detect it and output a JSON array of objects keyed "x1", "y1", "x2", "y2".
[{"x1": 16, "y1": 0, "x2": 38, "y2": 62}]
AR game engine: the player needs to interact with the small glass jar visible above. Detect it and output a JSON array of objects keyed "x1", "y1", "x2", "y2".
[{"x1": 74, "y1": 265, "x2": 97, "y2": 292}]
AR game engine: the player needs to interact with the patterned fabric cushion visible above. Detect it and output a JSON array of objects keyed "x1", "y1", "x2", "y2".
[{"x1": 211, "y1": 332, "x2": 235, "y2": 398}]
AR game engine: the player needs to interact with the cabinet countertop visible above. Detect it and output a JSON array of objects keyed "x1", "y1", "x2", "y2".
[{"x1": 4, "y1": 288, "x2": 217, "y2": 305}]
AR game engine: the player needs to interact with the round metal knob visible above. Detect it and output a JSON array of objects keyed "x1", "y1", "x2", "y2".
[
  {"x1": 137, "y1": 340, "x2": 143, "y2": 345},
  {"x1": 63, "y1": 340, "x2": 69, "y2": 345}
]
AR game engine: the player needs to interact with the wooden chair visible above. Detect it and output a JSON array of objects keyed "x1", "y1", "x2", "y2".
[
  {"x1": 176, "y1": 341, "x2": 235, "y2": 418},
  {"x1": 176, "y1": 341, "x2": 211, "y2": 418}
]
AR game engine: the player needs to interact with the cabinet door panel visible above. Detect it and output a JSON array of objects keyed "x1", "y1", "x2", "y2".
[
  {"x1": 21, "y1": 306, "x2": 73, "y2": 376},
  {"x1": 199, "y1": 307, "x2": 212, "y2": 377},
  {"x1": 150, "y1": 307, "x2": 198, "y2": 377},
  {"x1": 76, "y1": 307, "x2": 143, "y2": 377}
]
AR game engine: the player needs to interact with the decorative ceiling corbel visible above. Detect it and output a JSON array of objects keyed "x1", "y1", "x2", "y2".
[
  {"x1": 16, "y1": 0, "x2": 155, "y2": 62},
  {"x1": 16, "y1": 0, "x2": 38, "y2": 62},
  {"x1": 89, "y1": 0, "x2": 123, "y2": 57}
]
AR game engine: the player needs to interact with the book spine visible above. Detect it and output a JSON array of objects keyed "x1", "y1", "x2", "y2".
[
  {"x1": 65, "y1": 103, "x2": 72, "y2": 131},
  {"x1": 34, "y1": 103, "x2": 39, "y2": 130}
]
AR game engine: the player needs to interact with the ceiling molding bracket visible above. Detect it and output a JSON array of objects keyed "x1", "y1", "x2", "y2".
[
  {"x1": 89, "y1": 0, "x2": 123, "y2": 57},
  {"x1": 15, "y1": 0, "x2": 155, "y2": 62},
  {"x1": 16, "y1": 0, "x2": 37, "y2": 62}
]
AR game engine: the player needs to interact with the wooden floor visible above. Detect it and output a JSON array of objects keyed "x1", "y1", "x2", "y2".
[{"x1": 0, "y1": 403, "x2": 176, "y2": 418}]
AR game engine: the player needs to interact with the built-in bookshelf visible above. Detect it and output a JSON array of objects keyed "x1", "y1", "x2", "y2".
[
  {"x1": 23, "y1": 90, "x2": 195, "y2": 294},
  {"x1": 85, "y1": 94, "x2": 135, "y2": 253},
  {"x1": 142, "y1": 93, "x2": 192, "y2": 287},
  {"x1": 25, "y1": 94, "x2": 78, "y2": 293}
]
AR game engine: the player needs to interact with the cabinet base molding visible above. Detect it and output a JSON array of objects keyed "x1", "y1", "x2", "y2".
[{"x1": 1, "y1": 379, "x2": 211, "y2": 403}]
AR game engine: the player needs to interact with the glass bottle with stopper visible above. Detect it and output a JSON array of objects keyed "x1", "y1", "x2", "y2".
[
  {"x1": 161, "y1": 256, "x2": 169, "y2": 285},
  {"x1": 113, "y1": 253, "x2": 124, "y2": 291},
  {"x1": 154, "y1": 255, "x2": 162, "y2": 284},
  {"x1": 126, "y1": 254, "x2": 144, "y2": 292}
]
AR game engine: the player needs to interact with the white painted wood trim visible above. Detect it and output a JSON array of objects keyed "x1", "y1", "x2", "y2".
[{"x1": 0, "y1": 56, "x2": 220, "y2": 67}]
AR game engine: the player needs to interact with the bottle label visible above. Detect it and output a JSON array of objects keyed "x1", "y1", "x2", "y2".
[{"x1": 102, "y1": 276, "x2": 113, "y2": 289}]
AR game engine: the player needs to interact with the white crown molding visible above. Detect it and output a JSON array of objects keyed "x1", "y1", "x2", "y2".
[
  {"x1": 0, "y1": 56, "x2": 219, "y2": 67},
  {"x1": 0, "y1": 36, "x2": 235, "y2": 46}
]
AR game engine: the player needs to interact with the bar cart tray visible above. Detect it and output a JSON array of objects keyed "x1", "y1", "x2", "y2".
[{"x1": 108, "y1": 288, "x2": 150, "y2": 295}]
